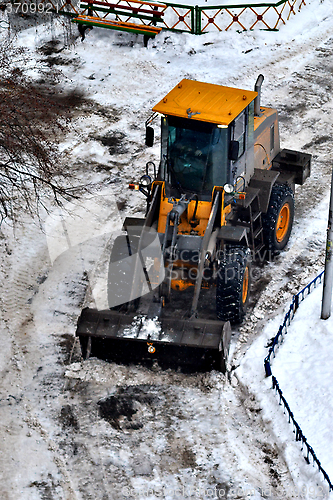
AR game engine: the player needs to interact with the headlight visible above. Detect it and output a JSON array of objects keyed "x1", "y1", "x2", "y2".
[
  {"x1": 223, "y1": 183, "x2": 234, "y2": 194},
  {"x1": 140, "y1": 175, "x2": 152, "y2": 187}
]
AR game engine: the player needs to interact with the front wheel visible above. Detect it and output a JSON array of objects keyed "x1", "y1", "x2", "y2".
[
  {"x1": 216, "y1": 246, "x2": 251, "y2": 324},
  {"x1": 262, "y1": 184, "x2": 294, "y2": 253}
]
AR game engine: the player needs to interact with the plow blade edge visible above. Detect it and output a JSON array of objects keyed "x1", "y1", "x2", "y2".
[{"x1": 76, "y1": 308, "x2": 231, "y2": 372}]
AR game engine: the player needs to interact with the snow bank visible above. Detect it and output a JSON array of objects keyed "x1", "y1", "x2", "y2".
[{"x1": 238, "y1": 279, "x2": 333, "y2": 498}]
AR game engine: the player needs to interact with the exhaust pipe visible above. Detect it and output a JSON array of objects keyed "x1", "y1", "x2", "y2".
[{"x1": 254, "y1": 74, "x2": 264, "y2": 117}]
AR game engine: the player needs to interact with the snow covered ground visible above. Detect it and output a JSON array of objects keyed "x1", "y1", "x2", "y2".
[
  {"x1": 272, "y1": 283, "x2": 333, "y2": 483},
  {"x1": 238, "y1": 279, "x2": 333, "y2": 499},
  {"x1": 1, "y1": 0, "x2": 333, "y2": 498}
]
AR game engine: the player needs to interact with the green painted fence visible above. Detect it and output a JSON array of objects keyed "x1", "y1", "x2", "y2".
[{"x1": 14, "y1": 0, "x2": 308, "y2": 34}]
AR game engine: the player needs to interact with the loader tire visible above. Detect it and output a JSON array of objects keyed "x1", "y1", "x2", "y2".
[
  {"x1": 216, "y1": 246, "x2": 251, "y2": 324},
  {"x1": 262, "y1": 184, "x2": 294, "y2": 254}
]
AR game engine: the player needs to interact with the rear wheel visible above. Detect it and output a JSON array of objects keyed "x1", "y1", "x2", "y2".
[
  {"x1": 216, "y1": 246, "x2": 251, "y2": 324},
  {"x1": 262, "y1": 184, "x2": 294, "y2": 253}
]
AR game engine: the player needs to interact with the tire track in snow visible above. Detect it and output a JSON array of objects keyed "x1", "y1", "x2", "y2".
[
  {"x1": 0, "y1": 223, "x2": 50, "y2": 395},
  {"x1": 0, "y1": 223, "x2": 87, "y2": 499}
]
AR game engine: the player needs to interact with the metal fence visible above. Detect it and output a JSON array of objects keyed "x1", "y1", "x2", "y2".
[
  {"x1": 264, "y1": 271, "x2": 324, "y2": 375},
  {"x1": 32, "y1": 0, "x2": 308, "y2": 34},
  {"x1": 264, "y1": 271, "x2": 333, "y2": 493},
  {"x1": 196, "y1": 0, "x2": 307, "y2": 33}
]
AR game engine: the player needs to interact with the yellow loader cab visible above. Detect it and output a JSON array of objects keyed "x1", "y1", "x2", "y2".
[
  {"x1": 153, "y1": 78, "x2": 265, "y2": 191},
  {"x1": 76, "y1": 76, "x2": 311, "y2": 372}
]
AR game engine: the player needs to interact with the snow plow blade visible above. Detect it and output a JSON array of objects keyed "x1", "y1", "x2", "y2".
[{"x1": 76, "y1": 308, "x2": 231, "y2": 372}]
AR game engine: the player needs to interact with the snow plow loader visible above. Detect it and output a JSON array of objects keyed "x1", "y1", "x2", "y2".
[{"x1": 76, "y1": 76, "x2": 311, "y2": 372}]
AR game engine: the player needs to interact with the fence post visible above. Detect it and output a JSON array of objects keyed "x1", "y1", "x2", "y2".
[
  {"x1": 195, "y1": 5, "x2": 201, "y2": 35},
  {"x1": 264, "y1": 358, "x2": 272, "y2": 377},
  {"x1": 191, "y1": 6, "x2": 195, "y2": 34},
  {"x1": 321, "y1": 165, "x2": 333, "y2": 319}
]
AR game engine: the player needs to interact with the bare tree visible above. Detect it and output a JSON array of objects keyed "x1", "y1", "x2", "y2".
[{"x1": 0, "y1": 37, "x2": 82, "y2": 223}]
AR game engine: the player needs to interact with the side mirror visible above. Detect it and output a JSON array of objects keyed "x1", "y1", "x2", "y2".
[
  {"x1": 228, "y1": 140, "x2": 239, "y2": 161},
  {"x1": 145, "y1": 126, "x2": 154, "y2": 147}
]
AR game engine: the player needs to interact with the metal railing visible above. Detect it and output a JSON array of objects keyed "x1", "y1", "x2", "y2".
[
  {"x1": 272, "y1": 376, "x2": 333, "y2": 491},
  {"x1": 160, "y1": 2, "x2": 195, "y2": 33},
  {"x1": 264, "y1": 271, "x2": 324, "y2": 375},
  {"x1": 196, "y1": 0, "x2": 307, "y2": 33},
  {"x1": 14, "y1": 0, "x2": 308, "y2": 34},
  {"x1": 264, "y1": 270, "x2": 333, "y2": 492}
]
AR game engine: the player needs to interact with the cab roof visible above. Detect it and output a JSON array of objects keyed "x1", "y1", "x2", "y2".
[{"x1": 152, "y1": 79, "x2": 258, "y2": 126}]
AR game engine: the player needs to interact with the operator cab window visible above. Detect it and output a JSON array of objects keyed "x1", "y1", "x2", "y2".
[
  {"x1": 232, "y1": 111, "x2": 246, "y2": 159},
  {"x1": 166, "y1": 116, "x2": 228, "y2": 193}
]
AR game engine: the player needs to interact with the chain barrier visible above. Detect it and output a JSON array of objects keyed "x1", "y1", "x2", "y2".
[{"x1": 264, "y1": 271, "x2": 333, "y2": 492}]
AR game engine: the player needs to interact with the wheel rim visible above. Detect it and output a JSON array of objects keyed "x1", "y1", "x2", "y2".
[
  {"x1": 276, "y1": 203, "x2": 290, "y2": 243},
  {"x1": 242, "y1": 266, "x2": 249, "y2": 304}
]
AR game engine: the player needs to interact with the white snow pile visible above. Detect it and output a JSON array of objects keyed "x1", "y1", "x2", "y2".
[
  {"x1": 237, "y1": 280, "x2": 333, "y2": 497},
  {"x1": 121, "y1": 316, "x2": 163, "y2": 340}
]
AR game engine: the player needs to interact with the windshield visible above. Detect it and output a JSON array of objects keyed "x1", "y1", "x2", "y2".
[{"x1": 167, "y1": 117, "x2": 228, "y2": 193}]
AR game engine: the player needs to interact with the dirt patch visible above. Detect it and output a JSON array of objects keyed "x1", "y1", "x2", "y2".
[
  {"x1": 29, "y1": 473, "x2": 60, "y2": 500},
  {"x1": 34, "y1": 86, "x2": 86, "y2": 113},
  {"x1": 36, "y1": 272, "x2": 48, "y2": 285},
  {"x1": 45, "y1": 55, "x2": 80, "y2": 67},
  {"x1": 285, "y1": 255, "x2": 312, "y2": 278},
  {"x1": 277, "y1": 102, "x2": 307, "y2": 122},
  {"x1": 59, "y1": 404, "x2": 79, "y2": 431},
  {"x1": 215, "y1": 483, "x2": 230, "y2": 499},
  {"x1": 93, "y1": 131, "x2": 128, "y2": 155},
  {"x1": 98, "y1": 393, "x2": 138, "y2": 428},
  {"x1": 261, "y1": 442, "x2": 278, "y2": 460},
  {"x1": 303, "y1": 135, "x2": 331, "y2": 149},
  {"x1": 37, "y1": 39, "x2": 65, "y2": 56},
  {"x1": 250, "y1": 273, "x2": 272, "y2": 297},
  {"x1": 116, "y1": 199, "x2": 127, "y2": 211},
  {"x1": 260, "y1": 443, "x2": 281, "y2": 488},
  {"x1": 98, "y1": 384, "x2": 162, "y2": 430},
  {"x1": 182, "y1": 447, "x2": 196, "y2": 468},
  {"x1": 86, "y1": 102, "x2": 122, "y2": 123}
]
